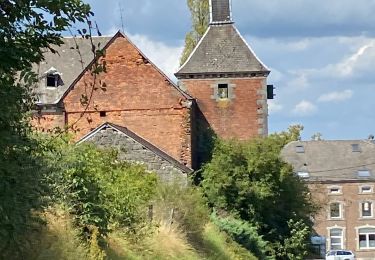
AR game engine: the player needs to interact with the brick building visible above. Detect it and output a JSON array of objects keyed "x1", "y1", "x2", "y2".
[
  {"x1": 282, "y1": 140, "x2": 375, "y2": 259},
  {"x1": 33, "y1": 0, "x2": 271, "y2": 174}
]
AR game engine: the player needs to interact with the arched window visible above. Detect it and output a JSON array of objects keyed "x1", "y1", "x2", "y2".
[{"x1": 358, "y1": 228, "x2": 375, "y2": 249}]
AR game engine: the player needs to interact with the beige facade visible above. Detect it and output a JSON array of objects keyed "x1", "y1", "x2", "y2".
[
  {"x1": 281, "y1": 140, "x2": 375, "y2": 259},
  {"x1": 311, "y1": 181, "x2": 375, "y2": 259}
]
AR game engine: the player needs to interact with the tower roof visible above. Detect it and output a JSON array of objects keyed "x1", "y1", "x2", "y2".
[
  {"x1": 175, "y1": 0, "x2": 269, "y2": 78},
  {"x1": 175, "y1": 24, "x2": 269, "y2": 77}
]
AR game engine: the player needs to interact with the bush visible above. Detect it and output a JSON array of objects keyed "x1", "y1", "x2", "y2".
[
  {"x1": 42, "y1": 137, "x2": 158, "y2": 239},
  {"x1": 210, "y1": 212, "x2": 269, "y2": 259}
]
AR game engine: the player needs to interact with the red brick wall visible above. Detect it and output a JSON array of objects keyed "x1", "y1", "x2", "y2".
[
  {"x1": 35, "y1": 35, "x2": 192, "y2": 167},
  {"x1": 180, "y1": 77, "x2": 267, "y2": 140},
  {"x1": 32, "y1": 113, "x2": 65, "y2": 132}
]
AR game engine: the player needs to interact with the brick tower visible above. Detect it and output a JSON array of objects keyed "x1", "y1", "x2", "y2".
[{"x1": 175, "y1": 0, "x2": 270, "y2": 166}]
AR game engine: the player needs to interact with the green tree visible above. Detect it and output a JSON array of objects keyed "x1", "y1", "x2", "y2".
[
  {"x1": 180, "y1": 0, "x2": 209, "y2": 65},
  {"x1": 0, "y1": 1, "x2": 92, "y2": 257},
  {"x1": 201, "y1": 126, "x2": 316, "y2": 259}
]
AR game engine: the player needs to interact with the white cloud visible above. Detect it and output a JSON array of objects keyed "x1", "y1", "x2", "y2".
[
  {"x1": 318, "y1": 89, "x2": 353, "y2": 103},
  {"x1": 292, "y1": 100, "x2": 317, "y2": 116},
  {"x1": 268, "y1": 100, "x2": 283, "y2": 114}
]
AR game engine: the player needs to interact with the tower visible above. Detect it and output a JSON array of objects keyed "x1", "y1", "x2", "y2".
[{"x1": 175, "y1": 0, "x2": 270, "y2": 156}]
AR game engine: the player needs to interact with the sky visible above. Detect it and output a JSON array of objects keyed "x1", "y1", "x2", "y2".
[{"x1": 81, "y1": 0, "x2": 375, "y2": 141}]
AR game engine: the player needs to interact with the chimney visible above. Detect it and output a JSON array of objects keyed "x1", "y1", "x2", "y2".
[{"x1": 210, "y1": 0, "x2": 233, "y2": 24}]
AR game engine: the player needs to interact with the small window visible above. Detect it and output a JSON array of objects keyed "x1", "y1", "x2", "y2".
[
  {"x1": 217, "y1": 84, "x2": 228, "y2": 99},
  {"x1": 46, "y1": 74, "x2": 58, "y2": 87},
  {"x1": 99, "y1": 111, "x2": 107, "y2": 117},
  {"x1": 352, "y1": 144, "x2": 361, "y2": 152},
  {"x1": 329, "y1": 187, "x2": 342, "y2": 194},
  {"x1": 361, "y1": 201, "x2": 373, "y2": 217},
  {"x1": 330, "y1": 202, "x2": 342, "y2": 218},
  {"x1": 297, "y1": 171, "x2": 309, "y2": 178},
  {"x1": 361, "y1": 186, "x2": 373, "y2": 194},
  {"x1": 358, "y1": 170, "x2": 371, "y2": 178},
  {"x1": 295, "y1": 145, "x2": 305, "y2": 153}
]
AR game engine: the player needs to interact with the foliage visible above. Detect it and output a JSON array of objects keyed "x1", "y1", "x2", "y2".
[
  {"x1": 211, "y1": 212, "x2": 269, "y2": 259},
  {"x1": 153, "y1": 181, "x2": 210, "y2": 239},
  {"x1": 201, "y1": 125, "x2": 317, "y2": 258},
  {"x1": 274, "y1": 219, "x2": 311, "y2": 260},
  {"x1": 0, "y1": 0, "x2": 93, "y2": 257},
  {"x1": 41, "y1": 137, "x2": 158, "y2": 239},
  {"x1": 180, "y1": 0, "x2": 209, "y2": 65}
]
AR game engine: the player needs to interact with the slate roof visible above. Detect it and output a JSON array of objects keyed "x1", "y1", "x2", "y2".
[
  {"x1": 176, "y1": 24, "x2": 269, "y2": 77},
  {"x1": 34, "y1": 31, "x2": 192, "y2": 105},
  {"x1": 33, "y1": 36, "x2": 112, "y2": 105},
  {"x1": 77, "y1": 122, "x2": 193, "y2": 174},
  {"x1": 281, "y1": 140, "x2": 375, "y2": 182}
]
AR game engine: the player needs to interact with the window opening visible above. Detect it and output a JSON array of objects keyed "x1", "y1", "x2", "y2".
[
  {"x1": 330, "y1": 228, "x2": 343, "y2": 250},
  {"x1": 295, "y1": 145, "x2": 305, "y2": 153},
  {"x1": 352, "y1": 144, "x2": 361, "y2": 152},
  {"x1": 217, "y1": 84, "x2": 229, "y2": 99},
  {"x1": 330, "y1": 203, "x2": 341, "y2": 218},
  {"x1": 100, "y1": 111, "x2": 107, "y2": 117},
  {"x1": 359, "y1": 228, "x2": 375, "y2": 249},
  {"x1": 362, "y1": 202, "x2": 373, "y2": 217}
]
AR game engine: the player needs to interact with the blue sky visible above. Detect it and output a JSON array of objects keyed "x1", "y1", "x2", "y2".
[{"x1": 82, "y1": 0, "x2": 375, "y2": 141}]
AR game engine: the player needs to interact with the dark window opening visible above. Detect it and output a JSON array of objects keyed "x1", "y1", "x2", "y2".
[
  {"x1": 330, "y1": 203, "x2": 341, "y2": 218},
  {"x1": 218, "y1": 84, "x2": 228, "y2": 99},
  {"x1": 100, "y1": 111, "x2": 107, "y2": 117},
  {"x1": 46, "y1": 74, "x2": 58, "y2": 87}
]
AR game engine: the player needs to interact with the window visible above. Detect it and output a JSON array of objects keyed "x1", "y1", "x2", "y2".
[
  {"x1": 330, "y1": 202, "x2": 342, "y2": 219},
  {"x1": 295, "y1": 145, "x2": 305, "y2": 153},
  {"x1": 359, "y1": 228, "x2": 375, "y2": 249},
  {"x1": 352, "y1": 143, "x2": 361, "y2": 152},
  {"x1": 99, "y1": 111, "x2": 107, "y2": 117},
  {"x1": 358, "y1": 170, "x2": 371, "y2": 177},
  {"x1": 46, "y1": 74, "x2": 59, "y2": 87},
  {"x1": 361, "y1": 201, "x2": 373, "y2": 218},
  {"x1": 217, "y1": 84, "x2": 228, "y2": 99},
  {"x1": 329, "y1": 187, "x2": 342, "y2": 194},
  {"x1": 297, "y1": 171, "x2": 309, "y2": 178},
  {"x1": 329, "y1": 228, "x2": 343, "y2": 250},
  {"x1": 360, "y1": 186, "x2": 373, "y2": 194}
]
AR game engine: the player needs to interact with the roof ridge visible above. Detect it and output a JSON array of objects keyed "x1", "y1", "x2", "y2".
[{"x1": 77, "y1": 122, "x2": 193, "y2": 174}]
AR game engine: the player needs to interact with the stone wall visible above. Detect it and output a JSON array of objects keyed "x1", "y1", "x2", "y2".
[{"x1": 85, "y1": 127, "x2": 188, "y2": 182}]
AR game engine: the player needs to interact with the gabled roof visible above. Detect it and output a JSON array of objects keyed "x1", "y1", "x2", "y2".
[
  {"x1": 175, "y1": 24, "x2": 269, "y2": 77},
  {"x1": 281, "y1": 140, "x2": 375, "y2": 182},
  {"x1": 34, "y1": 36, "x2": 112, "y2": 104},
  {"x1": 35, "y1": 31, "x2": 192, "y2": 105},
  {"x1": 77, "y1": 122, "x2": 193, "y2": 174}
]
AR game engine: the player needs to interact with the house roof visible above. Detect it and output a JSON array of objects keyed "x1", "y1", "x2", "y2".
[
  {"x1": 35, "y1": 31, "x2": 192, "y2": 105},
  {"x1": 33, "y1": 36, "x2": 112, "y2": 105},
  {"x1": 281, "y1": 140, "x2": 375, "y2": 182},
  {"x1": 77, "y1": 122, "x2": 193, "y2": 174},
  {"x1": 175, "y1": 23, "x2": 269, "y2": 77}
]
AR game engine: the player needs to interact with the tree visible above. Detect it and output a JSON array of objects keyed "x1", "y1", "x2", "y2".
[
  {"x1": 0, "y1": 1, "x2": 93, "y2": 257},
  {"x1": 180, "y1": 0, "x2": 209, "y2": 65},
  {"x1": 201, "y1": 126, "x2": 317, "y2": 259}
]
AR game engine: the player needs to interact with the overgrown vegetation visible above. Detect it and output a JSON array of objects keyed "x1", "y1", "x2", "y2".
[{"x1": 201, "y1": 126, "x2": 317, "y2": 259}]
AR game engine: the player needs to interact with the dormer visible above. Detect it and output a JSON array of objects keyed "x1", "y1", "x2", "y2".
[{"x1": 44, "y1": 67, "x2": 63, "y2": 88}]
